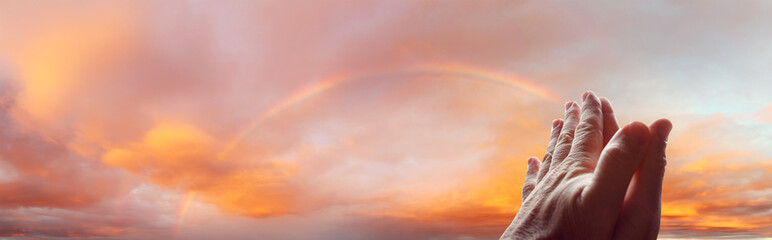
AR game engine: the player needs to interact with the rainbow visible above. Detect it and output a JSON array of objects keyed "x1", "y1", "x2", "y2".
[
  {"x1": 216, "y1": 72, "x2": 353, "y2": 158},
  {"x1": 218, "y1": 62, "x2": 559, "y2": 157},
  {"x1": 174, "y1": 191, "x2": 196, "y2": 238}
]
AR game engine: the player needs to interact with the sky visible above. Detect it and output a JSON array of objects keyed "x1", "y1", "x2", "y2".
[{"x1": 0, "y1": 0, "x2": 770, "y2": 239}]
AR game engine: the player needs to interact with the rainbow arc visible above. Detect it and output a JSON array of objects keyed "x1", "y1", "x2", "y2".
[{"x1": 218, "y1": 62, "x2": 558, "y2": 158}]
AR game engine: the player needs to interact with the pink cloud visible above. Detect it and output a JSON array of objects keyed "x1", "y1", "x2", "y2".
[{"x1": 0, "y1": 1, "x2": 770, "y2": 239}]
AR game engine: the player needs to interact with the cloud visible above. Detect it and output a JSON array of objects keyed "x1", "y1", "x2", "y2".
[
  {"x1": 0, "y1": 93, "x2": 134, "y2": 210},
  {"x1": 102, "y1": 121, "x2": 299, "y2": 217},
  {"x1": 0, "y1": 88, "x2": 169, "y2": 238},
  {"x1": 0, "y1": 0, "x2": 771, "y2": 239},
  {"x1": 755, "y1": 104, "x2": 772, "y2": 123},
  {"x1": 0, "y1": 183, "x2": 186, "y2": 239},
  {"x1": 660, "y1": 114, "x2": 772, "y2": 237}
]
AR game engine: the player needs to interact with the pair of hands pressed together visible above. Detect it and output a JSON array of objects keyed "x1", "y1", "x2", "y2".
[{"x1": 501, "y1": 92, "x2": 672, "y2": 240}]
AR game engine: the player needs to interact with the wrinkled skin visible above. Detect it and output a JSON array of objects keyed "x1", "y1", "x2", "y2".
[{"x1": 501, "y1": 92, "x2": 672, "y2": 240}]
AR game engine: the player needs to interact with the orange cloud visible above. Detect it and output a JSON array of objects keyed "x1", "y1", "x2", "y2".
[
  {"x1": 0, "y1": 104, "x2": 133, "y2": 210},
  {"x1": 1, "y1": 1, "x2": 771, "y2": 239},
  {"x1": 659, "y1": 115, "x2": 772, "y2": 237},
  {"x1": 103, "y1": 121, "x2": 299, "y2": 217}
]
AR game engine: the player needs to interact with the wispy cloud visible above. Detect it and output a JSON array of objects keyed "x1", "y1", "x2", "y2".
[{"x1": 0, "y1": 0, "x2": 770, "y2": 239}]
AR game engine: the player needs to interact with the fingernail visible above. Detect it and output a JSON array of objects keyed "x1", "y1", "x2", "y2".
[
  {"x1": 552, "y1": 119, "x2": 561, "y2": 128},
  {"x1": 622, "y1": 122, "x2": 650, "y2": 145},
  {"x1": 565, "y1": 101, "x2": 572, "y2": 111},
  {"x1": 582, "y1": 91, "x2": 589, "y2": 102},
  {"x1": 527, "y1": 157, "x2": 537, "y2": 165}
]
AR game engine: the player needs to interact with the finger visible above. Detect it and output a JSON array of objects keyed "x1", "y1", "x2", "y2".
[
  {"x1": 550, "y1": 101, "x2": 580, "y2": 170},
  {"x1": 537, "y1": 119, "x2": 563, "y2": 183},
  {"x1": 522, "y1": 157, "x2": 541, "y2": 202},
  {"x1": 566, "y1": 91, "x2": 604, "y2": 168},
  {"x1": 583, "y1": 122, "x2": 650, "y2": 216},
  {"x1": 613, "y1": 119, "x2": 672, "y2": 240},
  {"x1": 600, "y1": 97, "x2": 620, "y2": 147}
]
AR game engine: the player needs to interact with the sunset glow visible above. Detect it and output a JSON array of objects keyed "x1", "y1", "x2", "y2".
[{"x1": 0, "y1": 1, "x2": 770, "y2": 239}]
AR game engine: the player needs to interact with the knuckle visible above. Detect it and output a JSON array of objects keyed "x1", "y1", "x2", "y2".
[
  {"x1": 582, "y1": 102, "x2": 602, "y2": 114},
  {"x1": 566, "y1": 151, "x2": 593, "y2": 163},
  {"x1": 522, "y1": 184, "x2": 536, "y2": 195},
  {"x1": 662, "y1": 156, "x2": 668, "y2": 168},
  {"x1": 539, "y1": 160, "x2": 551, "y2": 169},
  {"x1": 552, "y1": 147, "x2": 571, "y2": 162},
  {"x1": 650, "y1": 142, "x2": 668, "y2": 169},
  {"x1": 576, "y1": 121, "x2": 600, "y2": 134},
  {"x1": 542, "y1": 152, "x2": 553, "y2": 162},
  {"x1": 651, "y1": 155, "x2": 667, "y2": 169},
  {"x1": 564, "y1": 165, "x2": 592, "y2": 179},
  {"x1": 605, "y1": 146, "x2": 630, "y2": 161},
  {"x1": 551, "y1": 126, "x2": 563, "y2": 136},
  {"x1": 602, "y1": 146, "x2": 634, "y2": 171},
  {"x1": 647, "y1": 155, "x2": 668, "y2": 178},
  {"x1": 558, "y1": 131, "x2": 575, "y2": 145}
]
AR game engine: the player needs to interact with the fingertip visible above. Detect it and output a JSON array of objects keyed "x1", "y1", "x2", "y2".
[
  {"x1": 622, "y1": 122, "x2": 650, "y2": 145},
  {"x1": 582, "y1": 91, "x2": 598, "y2": 103},
  {"x1": 566, "y1": 101, "x2": 580, "y2": 114},
  {"x1": 582, "y1": 92, "x2": 601, "y2": 110},
  {"x1": 527, "y1": 157, "x2": 541, "y2": 176},
  {"x1": 528, "y1": 156, "x2": 541, "y2": 165},
  {"x1": 600, "y1": 97, "x2": 614, "y2": 113},
  {"x1": 552, "y1": 119, "x2": 561, "y2": 128},
  {"x1": 564, "y1": 101, "x2": 580, "y2": 117},
  {"x1": 650, "y1": 119, "x2": 673, "y2": 141}
]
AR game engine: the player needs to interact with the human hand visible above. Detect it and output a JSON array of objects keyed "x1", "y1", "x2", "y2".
[{"x1": 500, "y1": 92, "x2": 672, "y2": 240}]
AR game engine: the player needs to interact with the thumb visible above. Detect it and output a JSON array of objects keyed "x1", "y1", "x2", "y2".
[
  {"x1": 583, "y1": 122, "x2": 650, "y2": 214},
  {"x1": 522, "y1": 157, "x2": 540, "y2": 202},
  {"x1": 613, "y1": 119, "x2": 672, "y2": 240}
]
